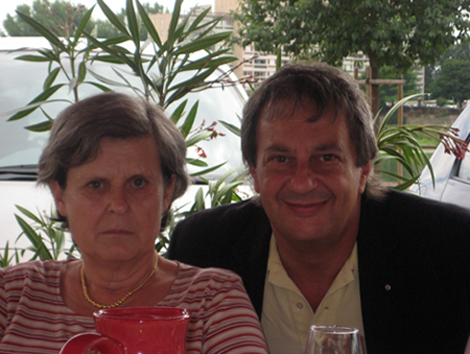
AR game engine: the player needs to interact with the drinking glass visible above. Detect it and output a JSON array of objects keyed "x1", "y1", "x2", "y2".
[{"x1": 304, "y1": 326, "x2": 362, "y2": 354}]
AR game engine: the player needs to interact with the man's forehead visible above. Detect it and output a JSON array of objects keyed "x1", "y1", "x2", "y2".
[{"x1": 259, "y1": 97, "x2": 343, "y2": 124}]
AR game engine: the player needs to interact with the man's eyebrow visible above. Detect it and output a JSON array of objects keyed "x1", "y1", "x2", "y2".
[
  {"x1": 314, "y1": 143, "x2": 344, "y2": 152},
  {"x1": 263, "y1": 143, "x2": 344, "y2": 154},
  {"x1": 264, "y1": 145, "x2": 291, "y2": 153}
]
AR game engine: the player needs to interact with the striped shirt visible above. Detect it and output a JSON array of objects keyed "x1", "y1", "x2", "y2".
[{"x1": 0, "y1": 260, "x2": 268, "y2": 354}]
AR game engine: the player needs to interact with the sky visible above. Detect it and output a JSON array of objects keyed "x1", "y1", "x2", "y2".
[{"x1": 0, "y1": 0, "x2": 214, "y2": 33}]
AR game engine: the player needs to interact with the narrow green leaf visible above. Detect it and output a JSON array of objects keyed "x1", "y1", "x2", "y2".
[
  {"x1": 25, "y1": 120, "x2": 54, "y2": 132},
  {"x1": 186, "y1": 158, "x2": 208, "y2": 167},
  {"x1": 181, "y1": 55, "x2": 237, "y2": 72},
  {"x1": 14, "y1": 215, "x2": 53, "y2": 260},
  {"x1": 91, "y1": 35, "x2": 130, "y2": 48},
  {"x1": 74, "y1": 5, "x2": 95, "y2": 43},
  {"x1": 179, "y1": 101, "x2": 199, "y2": 138},
  {"x1": 169, "y1": 68, "x2": 216, "y2": 92},
  {"x1": 7, "y1": 84, "x2": 65, "y2": 121},
  {"x1": 185, "y1": 16, "x2": 220, "y2": 42},
  {"x1": 189, "y1": 187, "x2": 206, "y2": 212},
  {"x1": 183, "y1": 7, "x2": 212, "y2": 36},
  {"x1": 126, "y1": 0, "x2": 141, "y2": 45},
  {"x1": 92, "y1": 55, "x2": 128, "y2": 64},
  {"x1": 78, "y1": 62, "x2": 87, "y2": 84},
  {"x1": 377, "y1": 93, "x2": 425, "y2": 133},
  {"x1": 168, "y1": 0, "x2": 183, "y2": 39},
  {"x1": 173, "y1": 32, "x2": 232, "y2": 56},
  {"x1": 190, "y1": 162, "x2": 226, "y2": 177},
  {"x1": 219, "y1": 120, "x2": 241, "y2": 136},
  {"x1": 15, "y1": 54, "x2": 51, "y2": 62},
  {"x1": 170, "y1": 99, "x2": 187, "y2": 124},
  {"x1": 15, "y1": 205, "x2": 43, "y2": 225},
  {"x1": 97, "y1": 0, "x2": 130, "y2": 37},
  {"x1": 43, "y1": 67, "x2": 60, "y2": 90},
  {"x1": 185, "y1": 131, "x2": 212, "y2": 147},
  {"x1": 37, "y1": 48, "x2": 58, "y2": 61},
  {"x1": 136, "y1": 0, "x2": 162, "y2": 48},
  {"x1": 81, "y1": 33, "x2": 136, "y2": 70},
  {"x1": 83, "y1": 81, "x2": 113, "y2": 92}
]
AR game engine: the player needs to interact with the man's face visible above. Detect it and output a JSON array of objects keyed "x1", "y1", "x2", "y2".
[{"x1": 250, "y1": 101, "x2": 371, "y2": 249}]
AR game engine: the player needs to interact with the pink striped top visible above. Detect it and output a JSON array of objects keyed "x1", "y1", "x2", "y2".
[{"x1": 0, "y1": 260, "x2": 268, "y2": 354}]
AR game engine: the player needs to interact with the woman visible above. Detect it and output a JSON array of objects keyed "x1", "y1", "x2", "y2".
[{"x1": 0, "y1": 92, "x2": 268, "y2": 354}]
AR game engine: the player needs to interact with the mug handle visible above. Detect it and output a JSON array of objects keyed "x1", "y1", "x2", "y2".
[{"x1": 59, "y1": 333, "x2": 125, "y2": 354}]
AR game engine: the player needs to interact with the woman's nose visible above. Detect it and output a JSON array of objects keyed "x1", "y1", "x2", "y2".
[{"x1": 107, "y1": 188, "x2": 130, "y2": 214}]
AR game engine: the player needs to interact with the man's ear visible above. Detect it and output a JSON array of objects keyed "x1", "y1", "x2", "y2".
[
  {"x1": 249, "y1": 165, "x2": 260, "y2": 194},
  {"x1": 49, "y1": 181, "x2": 68, "y2": 217}
]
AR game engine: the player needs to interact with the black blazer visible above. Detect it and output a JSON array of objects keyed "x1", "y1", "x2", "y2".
[{"x1": 168, "y1": 189, "x2": 470, "y2": 354}]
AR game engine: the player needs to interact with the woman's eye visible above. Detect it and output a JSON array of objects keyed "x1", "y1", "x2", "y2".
[{"x1": 132, "y1": 178, "x2": 146, "y2": 188}]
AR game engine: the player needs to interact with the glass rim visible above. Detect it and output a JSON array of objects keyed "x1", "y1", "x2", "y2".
[{"x1": 310, "y1": 325, "x2": 359, "y2": 334}]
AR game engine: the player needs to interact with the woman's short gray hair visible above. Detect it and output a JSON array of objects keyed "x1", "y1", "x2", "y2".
[{"x1": 38, "y1": 92, "x2": 190, "y2": 228}]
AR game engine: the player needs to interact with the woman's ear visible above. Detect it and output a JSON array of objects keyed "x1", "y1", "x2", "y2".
[
  {"x1": 162, "y1": 175, "x2": 177, "y2": 212},
  {"x1": 49, "y1": 181, "x2": 68, "y2": 217}
]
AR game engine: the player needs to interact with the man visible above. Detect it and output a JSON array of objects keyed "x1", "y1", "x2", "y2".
[{"x1": 168, "y1": 63, "x2": 470, "y2": 354}]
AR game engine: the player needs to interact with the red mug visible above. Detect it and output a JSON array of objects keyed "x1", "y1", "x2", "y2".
[{"x1": 59, "y1": 307, "x2": 190, "y2": 354}]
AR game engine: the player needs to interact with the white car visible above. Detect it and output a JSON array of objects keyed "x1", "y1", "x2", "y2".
[
  {"x1": 411, "y1": 102, "x2": 470, "y2": 209},
  {"x1": 0, "y1": 37, "x2": 249, "y2": 261}
]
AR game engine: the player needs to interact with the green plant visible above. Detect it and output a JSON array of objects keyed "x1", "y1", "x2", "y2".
[
  {"x1": 436, "y1": 97, "x2": 449, "y2": 107},
  {"x1": 0, "y1": 243, "x2": 21, "y2": 268},
  {"x1": 1, "y1": 0, "x2": 249, "y2": 264},
  {"x1": 375, "y1": 93, "x2": 468, "y2": 189},
  {"x1": 14, "y1": 205, "x2": 78, "y2": 261}
]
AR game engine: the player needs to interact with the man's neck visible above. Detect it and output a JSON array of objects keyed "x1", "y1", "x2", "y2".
[{"x1": 275, "y1": 234, "x2": 357, "y2": 312}]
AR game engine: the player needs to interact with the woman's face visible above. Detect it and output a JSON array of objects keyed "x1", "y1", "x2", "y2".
[{"x1": 50, "y1": 137, "x2": 175, "y2": 263}]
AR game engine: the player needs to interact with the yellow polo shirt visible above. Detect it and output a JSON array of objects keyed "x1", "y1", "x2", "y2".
[{"x1": 261, "y1": 235, "x2": 365, "y2": 354}]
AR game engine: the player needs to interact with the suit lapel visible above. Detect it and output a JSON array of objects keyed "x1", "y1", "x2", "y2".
[
  {"x1": 232, "y1": 203, "x2": 272, "y2": 318},
  {"x1": 357, "y1": 193, "x2": 403, "y2": 354}
]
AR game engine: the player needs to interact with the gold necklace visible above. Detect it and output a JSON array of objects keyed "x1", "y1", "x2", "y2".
[{"x1": 81, "y1": 252, "x2": 159, "y2": 309}]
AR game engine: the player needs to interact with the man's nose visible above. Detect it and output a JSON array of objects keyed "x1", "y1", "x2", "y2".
[{"x1": 288, "y1": 162, "x2": 318, "y2": 193}]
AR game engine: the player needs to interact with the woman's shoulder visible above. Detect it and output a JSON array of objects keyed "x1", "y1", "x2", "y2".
[
  {"x1": 166, "y1": 262, "x2": 246, "y2": 300},
  {"x1": 0, "y1": 260, "x2": 66, "y2": 286}
]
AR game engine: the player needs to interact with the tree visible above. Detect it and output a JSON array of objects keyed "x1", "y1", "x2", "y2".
[
  {"x1": 377, "y1": 66, "x2": 418, "y2": 107},
  {"x1": 3, "y1": 0, "x2": 94, "y2": 37},
  {"x1": 428, "y1": 59, "x2": 470, "y2": 108},
  {"x1": 235, "y1": 0, "x2": 470, "y2": 116},
  {"x1": 426, "y1": 41, "x2": 470, "y2": 91},
  {"x1": 3, "y1": 5, "x2": 39, "y2": 36},
  {"x1": 4, "y1": 0, "x2": 164, "y2": 39}
]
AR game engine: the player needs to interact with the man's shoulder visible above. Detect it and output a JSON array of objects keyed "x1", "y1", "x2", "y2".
[
  {"x1": 167, "y1": 198, "x2": 271, "y2": 269},
  {"x1": 175, "y1": 198, "x2": 268, "y2": 231},
  {"x1": 361, "y1": 188, "x2": 470, "y2": 239},
  {"x1": 373, "y1": 189, "x2": 470, "y2": 220},
  {"x1": 168, "y1": 198, "x2": 270, "y2": 252}
]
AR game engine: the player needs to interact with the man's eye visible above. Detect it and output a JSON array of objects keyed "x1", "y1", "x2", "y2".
[
  {"x1": 321, "y1": 154, "x2": 337, "y2": 162},
  {"x1": 275, "y1": 156, "x2": 288, "y2": 163},
  {"x1": 88, "y1": 181, "x2": 102, "y2": 189}
]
